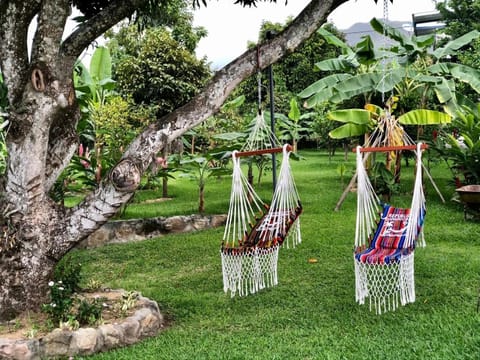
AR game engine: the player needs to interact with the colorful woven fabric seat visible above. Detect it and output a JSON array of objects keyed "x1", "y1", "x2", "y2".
[
  {"x1": 356, "y1": 244, "x2": 413, "y2": 264},
  {"x1": 245, "y1": 206, "x2": 303, "y2": 248},
  {"x1": 353, "y1": 143, "x2": 427, "y2": 314},
  {"x1": 355, "y1": 205, "x2": 425, "y2": 264}
]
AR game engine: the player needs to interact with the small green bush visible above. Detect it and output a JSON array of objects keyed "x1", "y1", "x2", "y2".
[
  {"x1": 43, "y1": 259, "x2": 104, "y2": 327},
  {"x1": 76, "y1": 297, "x2": 104, "y2": 326}
]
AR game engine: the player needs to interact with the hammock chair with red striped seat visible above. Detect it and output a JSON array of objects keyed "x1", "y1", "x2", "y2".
[{"x1": 354, "y1": 142, "x2": 427, "y2": 314}]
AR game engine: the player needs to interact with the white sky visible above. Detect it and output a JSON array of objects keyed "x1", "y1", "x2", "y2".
[{"x1": 193, "y1": 0, "x2": 442, "y2": 69}]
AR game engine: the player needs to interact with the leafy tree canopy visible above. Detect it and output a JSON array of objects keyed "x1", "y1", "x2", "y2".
[
  {"x1": 109, "y1": 25, "x2": 211, "y2": 118},
  {"x1": 437, "y1": 0, "x2": 480, "y2": 39},
  {"x1": 72, "y1": 0, "x2": 287, "y2": 19}
]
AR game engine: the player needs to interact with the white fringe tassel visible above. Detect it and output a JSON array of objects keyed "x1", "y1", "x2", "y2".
[
  {"x1": 221, "y1": 245, "x2": 280, "y2": 297},
  {"x1": 354, "y1": 252, "x2": 415, "y2": 315}
]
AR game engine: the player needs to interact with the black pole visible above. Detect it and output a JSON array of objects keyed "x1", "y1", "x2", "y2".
[
  {"x1": 268, "y1": 64, "x2": 277, "y2": 190},
  {"x1": 266, "y1": 31, "x2": 276, "y2": 190}
]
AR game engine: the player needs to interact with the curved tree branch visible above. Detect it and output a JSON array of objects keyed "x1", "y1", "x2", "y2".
[
  {"x1": 30, "y1": 0, "x2": 70, "y2": 69},
  {"x1": 64, "y1": 0, "x2": 347, "y2": 244},
  {"x1": 60, "y1": 0, "x2": 148, "y2": 66},
  {"x1": 0, "y1": 1, "x2": 41, "y2": 105},
  {"x1": 125, "y1": 0, "x2": 346, "y2": 159}
]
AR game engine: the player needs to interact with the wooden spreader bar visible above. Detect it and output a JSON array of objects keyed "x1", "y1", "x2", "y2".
[
  {"x1": 234, "y1": 144, "x2": 293, "y2": 158},
  {"x1": 353, "y1": 143, "x2": 428, "y2": 153}
]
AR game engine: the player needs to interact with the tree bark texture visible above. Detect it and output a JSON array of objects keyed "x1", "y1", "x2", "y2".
[{"x1": 0, "y1": 0, "x2": 347, "y2": 320}]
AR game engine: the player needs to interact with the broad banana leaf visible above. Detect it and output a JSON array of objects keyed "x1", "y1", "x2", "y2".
[
  {"x1": 415, "y1": 34, "x2": 437, "y2": 49},
  {"x1": 74, "y1": 61, "x2": 95, "y2": 99},
  {"x1": 90, "y1": 46, "x2": 112, "y2": 82},
  {"x1": 429, "y1": 62, "x2": 480, "y2": 94},
  {"x1": 328, "y1": 109, "x2": 373, "y2": 125},
  {"x1": 329, "y1": 123, "x2": 370, "y2": 139},
  {"x1": 315, "y1": 58, "x2": 356, "y2": 72},
  {"x1": 221, "y1": 95, "x2": 245, "y2": 111},
  {"x1": 434, "y1": 78, "x2": 455, "y2": 103},
  {"x1": 447, "y1": 64, "x2": 480, "y2": 94},
  {"x1": 415, "y1": 74, "x2": 442, "y2": 84},
  {"x1": 327, "y1": 73, "x2": 385, "y2": 103},
  {"x1": 298, "y1": 73, "x2": 352, "y2": 99},
  {"x1": 213, "y1": 132, "x2": 245, "y2": 141},
  {"x1": 374, "y1": 68, "x2": 407, "y2": 94},
  {"x1": 456, "y1": 96, "x2": 480, "y2": 119},
  {"x1": 303, "y1": 88, "x2": 335, "y2": 108},
  {"x1": 354, "y1": 35, "x2": 376, "y2": 66},
  {"x1": 370, "y1": 18, "x2": 429, "y2": 54},
  {"x1": 434, "y1": 78, "x2": 457, "y2": 116},
  {"x1": 432, "y1": 30, "x2": 480, "y2": 60},
  {"x1": 317, "y1": 27, "x2": 354, "y2": 55},
  {"x1": 397, "y1": 109, "x2": 451, "y2": 125},
  {"x1": 288, "y1": 98, "x2": 300, "y2": 121}
]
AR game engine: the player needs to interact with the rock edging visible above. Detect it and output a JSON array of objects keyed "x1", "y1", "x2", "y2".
[
  {"x1": 0, "y1": 293, "x2": 163, "y2": 360},
  {"x1": 77, "y1": 214, "x2": 227, "y2": 249}
]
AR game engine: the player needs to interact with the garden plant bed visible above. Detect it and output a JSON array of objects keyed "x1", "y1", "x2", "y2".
[{"x1": 0, "y1": 289, "x2": 164, "y2": 359}]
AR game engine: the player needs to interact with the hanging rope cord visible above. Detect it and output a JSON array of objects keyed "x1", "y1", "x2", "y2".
[
  {"x1": 222, "y1": 151, "x2": 266, "y2": 249},
  {"x1": 256, "y1": 144, "x2": 302, "y2": 248},
  {"x1": 355, "y1": 142, "x2": 426, "y2": 249},
  {"x1": 257, "y1": 46, "x2": 262, "y2": 114},
  {"x1": 222, "y1": 145, "x2": 302, "y2": 249},
  {"x1": 242, "y1": 48, "x2": 279, "y2": 153},
  {"x1": 406, "y1": 142, "x2": 426, "y2": 247},
  {"x1": 379, "y1": 0, "x2": 395, "y2": 105},
  {"x1": 355, "y1": 146, "x2": 380, "y2": 249}
]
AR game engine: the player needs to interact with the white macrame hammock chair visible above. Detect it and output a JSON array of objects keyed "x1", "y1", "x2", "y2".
[
  {"x1": 221, "y1": 143, "x2": 302, "y2": 297},
  {"x1": 354, "y1": 142, "x2": 426, "y2": 314}
]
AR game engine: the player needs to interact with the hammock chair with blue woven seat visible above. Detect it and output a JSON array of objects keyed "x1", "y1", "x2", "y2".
[{"x1": 354, "y1": 142, "x2": 427, "y2": 314}]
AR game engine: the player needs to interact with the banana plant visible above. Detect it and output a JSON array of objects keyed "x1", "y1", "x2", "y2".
[
  {"x1": 276, "y1": 97, "x2": 316, "y2": 152},
  {"x1": 327, "y1": 99, "x2": 451, "y2": 140},
  {"x1": 177, "y1": 151, "x2": 231, "y2": 213},
  {"x1": 300, "y1": 19, "x2": 480, "y2": 117},
  {"x1": 74, "y1": 46, "x2": 116, "y2": 108},
  {"x1": 327, "y1": 97, "x2": 451, "y2": 198}
]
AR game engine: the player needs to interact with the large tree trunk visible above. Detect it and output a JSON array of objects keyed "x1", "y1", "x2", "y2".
[
  {"x1": 0, "y1": 0, "x2": 347, "y2": 320},
  {"x1": 1, "y1": 244, "x2": 57, "y2": 320}
]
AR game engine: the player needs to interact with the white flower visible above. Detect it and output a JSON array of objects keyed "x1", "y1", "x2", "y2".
[
  {"x1": 58, "y1": 287, "x2": 64, "y2": 291},
  {"x1": 50, "y1": 303, "x2": 56, "y2": 308},
  {"x1": 48, "y1": 281, "x2": 54, "y2": 287}
]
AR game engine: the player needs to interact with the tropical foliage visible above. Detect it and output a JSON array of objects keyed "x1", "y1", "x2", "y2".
[
  {"x1": 434, "y1": 103, "x2": 480, "y2": 185},
  {"x1": 276, "y1": 97, "x2": 316, "y2": 152},
  {"x1": 300, "y1": 20, "x2": 480, "y2": 118},
  {"x1": 176, "y1": 151, "x2": 231, "y2": 213},
  {"x1": 109, "y1": 25, "x2": 211, "y2": 119}
]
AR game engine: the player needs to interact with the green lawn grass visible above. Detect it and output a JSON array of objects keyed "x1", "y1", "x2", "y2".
[{"x1": 68, "y1": 149, "x2": 480, "y2": 359}]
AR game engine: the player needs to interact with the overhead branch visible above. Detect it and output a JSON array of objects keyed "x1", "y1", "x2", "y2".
[
  {"x1": 60, "y1": 0, "x2": 148, "y2": 66},
  {"x1": 30, "y1": 0, "x2": 70, "y2": 70},
  {"x1": 63, "y1": 0, "x2": 347, "y2": 245},
  {"x1": 0, "y1": 1, "x2": 41, "y2": 104},
  {"x1": 124, "y1": 0, "x2": 347, "y2": 163}
]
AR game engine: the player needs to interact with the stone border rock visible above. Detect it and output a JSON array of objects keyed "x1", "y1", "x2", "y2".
[
  {"x1": 77, "y1": 214, "x2": 227, "y2": 249},
  {"x1": 0, "y1": 293, "x2": 163, "y2": 360}
]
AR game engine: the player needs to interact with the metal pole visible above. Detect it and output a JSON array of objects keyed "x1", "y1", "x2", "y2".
[
  {"x1": 266, "y1": 30, "x2": 276, "y2": 190},
  {"x1": 268, "y1": 63, "x2": 276, "y2": 190}
]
